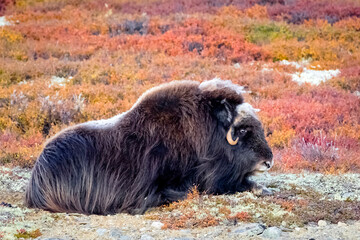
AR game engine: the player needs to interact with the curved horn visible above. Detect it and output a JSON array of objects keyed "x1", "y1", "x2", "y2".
[{"x1": 226, "y1": 127, "x2": 239, "y2": 145}]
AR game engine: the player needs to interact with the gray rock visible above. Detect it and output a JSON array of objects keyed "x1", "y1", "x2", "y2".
[
  {"x1": 119, "y1": 236, "x2": 132, "y2": 240},
  {"x1": 109, "y1": 228, "x2": 123, "y2": 239},
  {"x1": 167, "y1": 238, "x2": 194, "y2": 240},
  {"x1": 36, "y1": 238, "x2": 73, "y2": 240},
  {"x1": 338, "y1": 222, "x2": 347, "y2": 227},
  {"x1": 141, "y1": 235, "x2": 154, "y2": 240},
  {"x1": 231, "y1": 223, "x2": 266, "y2": 236},
  {"x1": 342, "y1": 192, "x2": 354, "y2": 200},
  {"x1": 180, "y1": 229, "x2": 191, "y2": 234},
  {"x1": 318, "y1": 220, "x2": 327, "y2": 227},
  {"x1": 96, "y1": 228, "x2": 108, "y2": 236},
  {"x1": 206, "y1": 229, "x2": 222, "y2": 238},
  {"x1": 261, "y1": 226, "x2": 282, "y2": 239},
  {"x1": 151, "y1": 221, "x2": 164, "y2": 229}
]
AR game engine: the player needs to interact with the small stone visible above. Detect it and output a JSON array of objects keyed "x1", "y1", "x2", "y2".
[
  {"x1": 109, "y1": 228, "x2": 123, "y2": 239},
  {"x1": 77, "y1": 219, "x2": 89, "y2": 225},
  {"x1": 318, "y1": 220, "x2": 327, "y2": 227},
  {"x1": 151, "y1": 221, "x2": 164, "y2": 229},
  {"x1": 232, "y1": 223, "x2": 266, "y2": 236},
  {"x1": 37, "y1": 238, "x2": 65, "y2": 240},
  {"x1": 167, "y1": 238, "x2": 194, "y2": 240},
  {"x1": 141, "y1": 234, "x2": 154, "y2": 240},
  {"x1": 119, "y1": 236, "x2": 132, "y2": 240},
  {"x1": 96, "y1": 228, "x2": 107, "y2": 236},
  {"x1": 207, "y1": 229, "x2": 222, "y2": 237},
  {"x1": 342, "y1": 192, "x2": 354, "y2": 200},
  {"x1": 334, "y1": 193, "x2": 342, "y2": 200},
  {"x1": 295, "y1": 227, "x2": 301, "y2": 231},
  {"x1": 180, "y1": 229, "x2": 191, "y2": 234},
  {"x1": 338, "y1": 222, "x2": 347, "y2": 227},
  {"x1": 261, "y1": 227, "x2": 282, "y2": 239}
]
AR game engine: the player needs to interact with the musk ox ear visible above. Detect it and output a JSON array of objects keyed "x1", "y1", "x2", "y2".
[{"x1": 212, "y1": 99, "x2": 233, "y2": 128}]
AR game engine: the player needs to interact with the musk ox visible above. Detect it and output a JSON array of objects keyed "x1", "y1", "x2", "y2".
[{"x1": 25, "y1": 79, "x2": 273, "y2": 215}]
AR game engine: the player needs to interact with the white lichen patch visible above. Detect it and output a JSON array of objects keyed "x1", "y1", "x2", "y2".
[
  {"x1": 0, "y1": 205, "x2": 35, "y2": 240},
  {"x1": 253, "y1": 172, "x2": 360, "y2": 201},
  {"x1": 0, "y1": 16, "x2": 12, "y2": 27},
  {"x1": 0, "y1": 167, "x2": 31, "y2": 193},
  {"x1": 231, "y1": 192, "x2": 292, "y2": 218}
]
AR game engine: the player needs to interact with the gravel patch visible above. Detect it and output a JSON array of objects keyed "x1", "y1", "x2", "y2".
[{"x1": 252, "y1": 172, "x2": 360, "y2": 201}]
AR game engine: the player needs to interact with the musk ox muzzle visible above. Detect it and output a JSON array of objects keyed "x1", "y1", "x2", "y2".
[{"x1": 25, "y1": 79, "x2": 274, "y2": 215}]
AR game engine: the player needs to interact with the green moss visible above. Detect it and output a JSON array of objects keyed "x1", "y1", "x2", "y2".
[{"x1": 246, "y1": 23, "x2": 295, "y2": 45}]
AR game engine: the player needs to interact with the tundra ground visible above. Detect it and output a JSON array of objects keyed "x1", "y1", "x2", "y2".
[{"x1": 1, "y1": 166, "x2": 359, "y2": 240}]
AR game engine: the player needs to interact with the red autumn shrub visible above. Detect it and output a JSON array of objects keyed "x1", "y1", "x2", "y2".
[
  {"x1": 334, "y1": 66, "x2": 360, "y2": 91},
  {"x1": 117, "y1": 18, "x2": 268, "y2": 63},
  {"x1": 259, "y1": 87, "x2": 360, "y2": 134},
  {"x1": 0, "y1": 0, "x2": 13, "y2": 15},
  {"x1": 267, "y1": 0, "x2": 360, "y2": 24}
]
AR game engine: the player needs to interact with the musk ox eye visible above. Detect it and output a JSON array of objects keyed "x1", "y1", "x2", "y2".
[
  {"x1": 239, "y1": 129, "x2": 247, "y2": 134},
  {"x1": 238, "y1": 128, "x2": 249, "y2": 138}
]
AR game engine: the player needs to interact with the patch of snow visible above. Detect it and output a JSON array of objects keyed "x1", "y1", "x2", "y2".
[
  {"x1": 49, "y1": 76, "x2": 70, "y2": 87},
  {"x1": 279, "y1": 59, "x2": 311, "y2": 69},
  {"x1": 278, "y1": 60, "x2": 341, "y2": 85},
  {"x1": 18, "y1": 80, "x2": 28, "y2": 85},
  {"x1": 0, "y1": 16, "x2": 12, "y2": 27},
  {"x1": 261, "y1": 67, "x2": 273, "y2": 73},
  {"x1": 280, "y1": 59, "x2": 303, "y2": 69},
  {"x1": 289, "y1": 69, "x2": 340, "y2": 86}
]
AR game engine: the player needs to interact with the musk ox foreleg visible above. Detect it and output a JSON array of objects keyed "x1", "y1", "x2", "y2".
[
  {"x1": 122, "y1": 186, "x2": 189, "y2": 214},
  {"x1": 238, "y1": 177, "x2": 273, "y2": 196}
]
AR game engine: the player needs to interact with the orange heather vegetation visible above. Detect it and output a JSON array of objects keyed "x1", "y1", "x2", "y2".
[{"x1": 0, "y1": 0, "x2": 359, "y2": 172}]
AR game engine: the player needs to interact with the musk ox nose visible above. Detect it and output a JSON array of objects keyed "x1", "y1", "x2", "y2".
[
  {"x1": 263, "y1": 160, "x2": 273, "y2": 169},
  {"x1": 254, "y1": 158, "x2": 274, "y2": 173}
]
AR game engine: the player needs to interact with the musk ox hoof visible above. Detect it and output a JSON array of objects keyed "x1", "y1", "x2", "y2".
[
  {"x1": 251, "y1": 184, "x2": 273, "y2": 196},
  {"x1": 261, "y1": 187, "x2": 273, "y2": 196}
]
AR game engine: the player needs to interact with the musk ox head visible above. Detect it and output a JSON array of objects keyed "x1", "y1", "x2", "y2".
[
  {"x1": 226, "y1": 103, "x2": 273, "y2": 173},
  {"x1": 25, "y1": 79, "x2": 273, "y2": 215},
  {"x1": 197, "y1": 79, "x2": 273, "y2": 194}
]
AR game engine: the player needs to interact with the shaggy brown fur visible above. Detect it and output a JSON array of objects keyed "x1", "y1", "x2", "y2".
[{"x1": 25, "y1": 79, "x2": 273, "y2": 215}]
